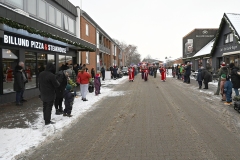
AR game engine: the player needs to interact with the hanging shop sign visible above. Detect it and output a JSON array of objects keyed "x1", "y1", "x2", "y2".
[{"x1": 3, "y1": 34, "x2": 67, "y2": 53}]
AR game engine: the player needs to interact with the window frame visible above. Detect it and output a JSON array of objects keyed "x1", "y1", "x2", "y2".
[
  {"x1": 86, "y1": 23, "x2": 89, "y2": 36},
  {"x1": 27, "y1": 0, "x2": 37, "y2": 15},
  {"x1": 63, "y1": 14, "x2": 69, "y2": 31},
  {"x1": 224, "y1": 33, "x2": 234, "y2": 44},
  {"x1": 38, "y1": 0, "x2": 47, "y2": 20},
  {"x1": 56, "y1": 9, "x2": 62, "y2": 28},
  {"x1": 48, "y1": 4, "x2": 56, "y2": 25},
  {"x1": 86, "y1": 52, "x2": 89, "y2": 64},
  {"x1": 5, "y1": 0, "x2": 24, "y2": 9},
  {"x1": 68, "y1": 17, "x2": 75, "y2": 34}
]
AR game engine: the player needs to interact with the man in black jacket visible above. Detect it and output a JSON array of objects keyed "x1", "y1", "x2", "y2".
[
  {"x1": 101, "y1": 66, "x2": 105, "y2": 81},
  {"x1": 13, "y1": 65, "x2": 25, "y2": 106},
  {"x1": 184, "y1": 62, "x2": 191, "y2": 84},
  {"x1": 39, "y1": 63, "x2": 60, "y2": 125},
  {"x1": 19, "y1": 62, "x2": 28, "y2": 102},
  {"x1": 229, "y1": 63, "x2": 240, "y2": 96}
]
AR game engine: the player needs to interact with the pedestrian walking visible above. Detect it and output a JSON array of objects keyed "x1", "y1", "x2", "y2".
[
  {"x1": 55, "y1": 69, "x2": 69, "y2": 115},
  {"x1": 128, "y1": 67, "x2": 134, "y2": 82},
  {"x1": 39, "y1": 63, "x2": 60, "y2": 125},
  {"x1": 112, "y1": 66, "x2": 118, "y2": 80},
  {"x1": 184, "y1": 62, "x2": 191, "y2": 84},
  {"x1": 91, "y1": 68, "x2": 95, "y2": 79},
  {"x1": 220, "y1": 74, "x2": 226, "y2": 101},
  {"x1": 160, "y1": 66, "x2": 166, "y2": 82},
  {"x1": 18, "y1": 62, "x2": 28, "y2": 102},
  {"x1": 201, "y1": 67, "x2": 212, "y2": 89},
  {"x1": 101, "y1": 66, "x2": 105, "y2": 81},
  {"x1": 224, "y1": 75, "x2": 233, "y2": 105},
  {"x1": 214, "y1": 62, "x2": 228, "y2": 95},
  {"x1": 196, "y1": 66, "x2": 203, "y2": 89},
  {"x1": 229, "y1": 63, "x2": 240, "y2": 96},
  {"x1": 77, "y1": 67, "x2": 91, "y2": 101},
  {"x1": 63, "y1": 84, "x2": 75, "y2": 117},
  {"x1": 94, "y1": 74, "x2": 101, "y2": 96},
  {"x1": 13, "y1": 65, "x2": 25, "y2": 106}
]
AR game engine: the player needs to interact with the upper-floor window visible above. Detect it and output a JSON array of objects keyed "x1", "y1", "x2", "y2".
[
  {"x1": 38, "y1": 0, "x2": 46, "y2": 20},
  {"x1": 86, "y1": 52, "x2": 89, "y2": 64},
  {"x1": 6, "y1": 0, "x2": 23, "y2": 9},
  {"x1": 68, "y1": 17, "x2": 75, "y2": 33},
  {"x1": 27, "y1": 0, "x2": 37, "y2": 15},
  {"x1": 48, "y1": 5, "x2": 55, "y2": 24},
  {"x1": 225, "y1": 33, "x2": 234, "y2": 44},
  {"x1": 86, "y1": 24, "x2": 89, "y2": 36},
  {"x1": 63, "y1": 14, "x2": 69, "y2": 31},
  {"x1": 56, "y1": 9, "x2": 62, "y2": 27}
]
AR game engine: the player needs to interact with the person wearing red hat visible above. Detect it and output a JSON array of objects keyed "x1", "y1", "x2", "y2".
[{"x1": 214, "y1": 62, "x2": 229, "y2": 95}]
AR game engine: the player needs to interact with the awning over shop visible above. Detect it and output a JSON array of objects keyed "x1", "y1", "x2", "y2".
[
  {"x1": 2, "y1": 49, "x2": 17, "y2": 59},
  {"x1": 193, "y1": 39, "x2": 215, "y2": 58},
  {"x1": 222, "y1": 50, "x2": 240, "y2": 56}
]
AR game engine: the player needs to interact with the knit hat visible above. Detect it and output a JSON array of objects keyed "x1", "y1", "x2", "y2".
[
  {"x1": 221, "y1": 62, "x2": 225, "y2": 66},
  {"x1": 64, "y1": 69, "x2": 72, "y2": 76},
  {"x1": 66, "y1": 84, "x2": 72, "y2": 90},
  {"x1": 221, "y1": 74, "x2": 226, "y2": 79}
]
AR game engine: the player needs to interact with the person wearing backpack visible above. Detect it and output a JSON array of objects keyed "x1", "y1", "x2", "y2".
[{"x1": 229, "y1": 63, "x2": 240, "y2": 96}]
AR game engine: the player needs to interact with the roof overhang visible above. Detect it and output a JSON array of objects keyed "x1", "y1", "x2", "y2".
[{"x1": 222, "y1": 50, "x2": 240, "y2": 56}]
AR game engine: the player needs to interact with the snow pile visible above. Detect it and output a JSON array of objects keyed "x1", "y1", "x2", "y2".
[{"x1": 0, "y1": 77, "x2": 127, "y2": 160}]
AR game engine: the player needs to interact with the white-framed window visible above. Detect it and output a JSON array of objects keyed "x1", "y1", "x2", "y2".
[
  {"x1": 68, "y1": 17, "x2": 75, "y2": 33},
  {"x1": 48, "y1": 5, "x2": 55, "y2": 24},
  {"x1": 225, "y1": 33, "x2": 234, "y2": 44},
  {"x1": 86, "y1": 24, "x2": 89, "y2": 36},
  {"x1": 63, "y1": 14, "x2": 69, "y2": 31},
  {"x1": 114, "y1": 45, "x2": 117, "y2": 56},
  {"x1": 86, "y1": 52, "x2": 89, "y2": 64},
  {"x1": 38, "y1": 0, "x2": 46, "y2": 20},
  {"x1": 6, "y1": 0, "x2": 23, "y2": 9},
  {"x1": 27, "y1": 0, "x2": 37, "y2": 15},
  {"x1": 56, "y1": 9, "x2": 62, "y2": 27},
  {"x1": 96, "y1": 31, "x2": 99, "y2": 48}
]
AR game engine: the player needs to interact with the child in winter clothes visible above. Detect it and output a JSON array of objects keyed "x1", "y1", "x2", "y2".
[
  {"x1": 220, "y1": 74, "x2": 226, "y2": 101},
  {"x1": 196, "y1": 67, "x2": 203, "y2": 89},
  {"x1": 94, "y1": 73, "x2": 101, "y2": 96},
  {"x1": 224, "y1": 75, "x2": 233, "y2": 105},
  {"x1": 63, "y1": 84, "x2": 75, "y2": 117}
]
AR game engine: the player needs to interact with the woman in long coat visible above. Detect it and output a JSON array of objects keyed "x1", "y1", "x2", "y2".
[{"x1": 160, "y1": 66, "x2": 166, "y2": 82}]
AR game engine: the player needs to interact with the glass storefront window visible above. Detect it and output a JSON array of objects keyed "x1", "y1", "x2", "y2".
[
  {"x1": 47, "y1": 54, "x2": 55, "y2": 64},
  {"x1": 2, "y1": 49, "x2": 19, "y2": 94},
  {"x1": 25, "y1": 52, "x2": 37, "y2": 89},
  {"x1": 66, "y1": 56, "x2": 72, "y2": 65},
  {"x1": 59, "y1": 55, "x2": 66, "y2": 70}
]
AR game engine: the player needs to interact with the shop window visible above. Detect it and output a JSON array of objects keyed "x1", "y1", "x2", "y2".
[
  {"x1": 225, "y1": 33, "x2": 234, "y2": 44},
  {"x1": 48, "y1": 5, "x2": 55, "y2": 24},
  {"x1": 38, "y1": 0, "x2": 46, "y2": 20},
  {"x1": 66, "y1": 56, "x2": 72, "y2": 65},
  {"x1": 27, "y1": 0, "x2": 37, "y2": 15},
  {"x1": 56, "y1": 9, "x2": 62, "y2": 27},
  {"x1": 25, "y1": 52, "x2": 37, "y2": 89},
  {"x1": 86, "y1": 24, "x2": 89, "y2": 36},
  {"x1": 6, "y1": 0, "x2": 23, "y2": 9},
  {"x1": 59, "y1": 55, "x2": 66, "y2": 70},
  {"x1": 68, "y1": 18, "x2": 75, "y2": 34},
  {"x1": 47, "y1": 54, "x2": 55, "y2": 64},
  {"x1": 63, "y1": 15, "x2": 69, "y2": 31},
  {"x1": 2, "y1": 49, "x2": 19, "y2": 94},
  {"x1": 86, "y1": 52, "x2": 89, "y2": 64}
]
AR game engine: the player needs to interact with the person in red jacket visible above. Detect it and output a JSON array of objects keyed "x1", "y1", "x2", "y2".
[
  {"x1": 128, "y1": 67, "x2": 133, "y2": 82},
  {"x1": 77, "y1": 67, "x2": 91, "y2": 101},
  {"x1": 160, "y1": 66, "x2": 166, "y2": 82}
]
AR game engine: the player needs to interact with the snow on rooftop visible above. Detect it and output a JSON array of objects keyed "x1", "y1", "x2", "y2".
[
  {"x1": 226, "y1": 13, "x2": 240, "y2": 37},
  {"x1": 193, "y1": 39, "x2": 215, "y2": 58}
]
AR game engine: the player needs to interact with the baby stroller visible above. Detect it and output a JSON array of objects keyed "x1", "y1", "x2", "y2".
[{"x1": 88, "y1": 78, "x2": 94, "y2": 93}]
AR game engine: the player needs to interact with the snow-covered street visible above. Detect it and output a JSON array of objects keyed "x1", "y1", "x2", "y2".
[{"x1": 0, "y1": 77, "x2": 128, "y2": 160}]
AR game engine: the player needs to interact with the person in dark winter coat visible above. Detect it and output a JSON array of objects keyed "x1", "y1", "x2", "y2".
[
  {"x1": 63, "y1": 84, "x2": 75, "y2": 117},
  {"x1": 55, "y1": 69, "x2": 69, "y2": 115},
  {"x1": 214, "y1": 62, "x2": 229, "y2": 95},
  {"x1": 224, "y1": 75, "x2": 233, "y2": 105},
  {"x1": 184, "y1": 63, "x2": 191, "y2": 84},
  {"x1": 18, "y1": 62, "x2": 28, "y2": 102},
  {"x1": 112, "y1": 66, "x2": 118, "y2": 80},
  {"x1": 201, "y1": 68, "x2": 212, "y2": 89},
  {"x1": 229, "y1": 63, "x2": 240, "y2": 96},
  {"x1": 196, "y1": 67, "x2": 203, "y2": 89},
  {"x1": 39, "y1": 63, "x2": 60, "y2": 125},
  {"x1": 91, "y1": 68, "x2": 95, "y2": 79},
  {"x1": 13, "y1": 65, "x2": 25, "y2": 106},
  {"x1": 101, "y1": 66, "x2": 105, "y2": 81},
  {"x1": 94, "y1": 74, "x2": 101, "y2": 96}
]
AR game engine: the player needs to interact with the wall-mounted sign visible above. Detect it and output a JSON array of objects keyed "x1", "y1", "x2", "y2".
[
  {"x1": 3, "y1": 34, "x2": 67, "y2": 53},
  {"x1": 220, "y1": 45, "x2": 238, "y2": 52},
  {"x1": 196, "y1": 35, "x2": 215, "y2": 38},
  {"x1": 185, "y1": 39, "x2": 193, "y2": 55}
]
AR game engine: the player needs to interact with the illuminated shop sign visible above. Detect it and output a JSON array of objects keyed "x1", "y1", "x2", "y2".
[{"x1": 3, "y1": 34, "x2": 67, "y2": 53}]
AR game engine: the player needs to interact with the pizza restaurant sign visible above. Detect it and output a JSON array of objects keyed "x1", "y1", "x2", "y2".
[{"x1": 3, "y1": 34, "x2": 67, "y2": 53}]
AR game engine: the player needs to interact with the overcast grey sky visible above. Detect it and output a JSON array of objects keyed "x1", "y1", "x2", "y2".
[{"x1": 69, "y1": 0, "x2": 240, "y2": 61}]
